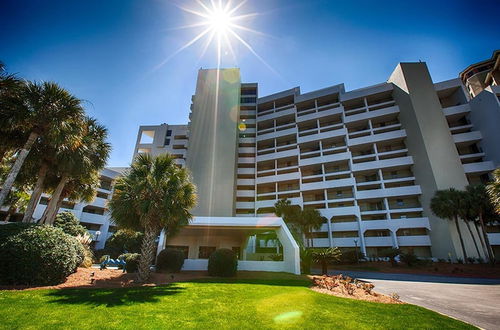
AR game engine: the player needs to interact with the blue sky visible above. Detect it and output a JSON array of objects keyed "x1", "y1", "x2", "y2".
[{"x1": 2, "y1": 0, "x2": 499, "y2": 167}]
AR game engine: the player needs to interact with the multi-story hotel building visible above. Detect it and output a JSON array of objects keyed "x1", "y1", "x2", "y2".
[{"x1": 134, "y1": 55, "x2": 500, "y2": 261}]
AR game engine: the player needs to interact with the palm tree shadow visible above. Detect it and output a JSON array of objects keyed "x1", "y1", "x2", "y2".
[{"x1": 47, "y1": 284, "x2": 185, "y2": 307}]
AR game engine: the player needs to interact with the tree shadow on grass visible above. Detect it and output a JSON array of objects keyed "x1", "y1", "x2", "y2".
[{"x1": 47, "y1": 284, "x2": 185, "y2": 307}]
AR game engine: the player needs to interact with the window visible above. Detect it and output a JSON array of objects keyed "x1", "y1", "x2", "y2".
[
  {"x1": 166, "y1": 245, "x2": 189, "y2": 259},
  {"x1": 336, "y1": 191, "x2": 343, "y2": 197},
  {"x1": 391, "y1": 171, "x2": 398, "y2": 179},
  {"x1": 96, "y1": 191, "x2": 108, "y2": 199},
  {"x1": 198, "y1": 246, "x2": 216, "y2": 259},
  {"x1": 165, "y1": 138, "x2": 170, "y2": 146},
  {"x1": 396, "y1": 199, "x2": 404, "y2": 206},
  {"x1": 166, "y1": 130, "x2": 172, "y2": 136}
]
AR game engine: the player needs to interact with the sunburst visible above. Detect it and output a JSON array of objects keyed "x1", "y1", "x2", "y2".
[{"x1": 157, "y1": 0, "x2": 275, "y2": 73}]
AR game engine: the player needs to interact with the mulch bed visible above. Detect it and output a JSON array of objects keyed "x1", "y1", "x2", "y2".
[{"x1": 309, "y1": 274, "x2": 402, "y2": 304}]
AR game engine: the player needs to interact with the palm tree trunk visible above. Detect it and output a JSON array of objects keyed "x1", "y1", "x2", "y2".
[
  {"x1": 465, "y1": 221, "x2": 481, "y2": 258},
  {"x1": 0, "y1": 131, "x2": 38, "y2": 207},
  {"x1": 475, "y1": 222, "x2": 489, "y2": 261},
  {"x1": 22, "y1": 163, "x2": 49, "y2": 223},
  {"x1": 454, "y1": 216, "x2": 468, "y2": 263},
  {"x1": 40, "y1": 174, "x2": 68, "y2": 225},
  {"x1": 478, "y1": 212, "x2": 495, "y2": 263},
  {"x1": 4, "y1": 207, "x2": 15, "y2": 222},
  {"x1": 137, "y1": 224, "x2": 159, "y2": 282}
]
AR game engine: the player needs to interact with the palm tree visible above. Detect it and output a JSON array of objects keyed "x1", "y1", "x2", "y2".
[
  {"x1": 108, "y1": 153, "x2": 197, "y2": 282},
  {"x1": 39, "y1": 117, "x2": 110, "y2": 225},
  {"x1": 487, "y1": 168, "x2": 500, "y2": 214},
  {"x1": 430, "y1": 188, "x2": 469, "y2": 262},
  {"x1": 311, "y1": 247, "x2": 342, "y2": 275},
  {"x1": 466, "y1": 184, "x2": 496, "y2": 263},
  {"x1": 0, "y1": 81, "x2": 85, "y2": 207},
  {"x1": 2, "y1": 189, "x2": 30, "y2": 222},
  {"x1": 457, "y1": 190, "x2": 483, "y2": 259},
  {"x1": 296, "y1": 208, "x2": 325, "y2": 247}
]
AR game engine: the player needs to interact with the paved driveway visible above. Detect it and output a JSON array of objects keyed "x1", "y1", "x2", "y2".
[{"x1": 328, "y1": 270, "x2": 500, "y2": 330}]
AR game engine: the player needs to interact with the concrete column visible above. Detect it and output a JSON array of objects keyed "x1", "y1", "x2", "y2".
[{"x1": 390, "y1": 230, "x2": 399, "y2": 249}]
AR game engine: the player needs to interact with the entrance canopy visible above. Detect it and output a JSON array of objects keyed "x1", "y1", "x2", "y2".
[{"x1": 157, "y1": 216, "x2": 300, "y2": 275}]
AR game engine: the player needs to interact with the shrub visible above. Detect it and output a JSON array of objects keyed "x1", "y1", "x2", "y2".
[
  {"x1": 99, "y1": 229, "x2": 143, "y2": 258},
  {"x1": 208, "y1": 249, "x2": 237, "y2": 277},
  {"x1": 311, "y1": 247, "x2": 342, "y2": 275},
  {"x1": 156, "y1": 248, "x2": 185, "y2": 273},
  {"x1": 0, "y1": 225, "x2": 84, "y2": 285},
  {"x1": 300, "y1": 247, "x2": 313, "y2": 274},
  {"x1": 400, "y1": 251, "x2": 419, "y2": 267},
  {"x1": 0, "y1": 222, "x2": 35, "y2": 241},
  {"x1": 54, "y1": 212, "x2": 88, "y2": 237},
  {"x1": 381, "y1": 248, "x2": 401, "y2": 266},
  {"x1": 119, "y1": 253, "x2": 141, "y2": 273}
]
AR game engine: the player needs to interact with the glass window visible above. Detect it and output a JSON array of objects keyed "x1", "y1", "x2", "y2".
[
  {"x1": 198, "y1": 246, "x2": 216, "y2": 259},
  {"x1": 166, "y1": 130, "x2": 172, "y2": 136}
]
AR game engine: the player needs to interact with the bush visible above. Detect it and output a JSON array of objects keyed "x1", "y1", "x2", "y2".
[
  {"x1": 208, "y1": 249, "x2": 237, "y2": 277},
  {"x1": 338, "y1": 250, "x2": 359, "y2": 264},
  {"x1": 99, "y1": 229, "x2": 143, "y2": 258},
  {"x1": 400, "y1": 251, "x2": 419, "y2": 267},
  {"x1": 54, "y1": 212, "x2": 88, "y2": 237},
  {"x1": 156, "y1": 248, "x2": 185, "y2": 273},
  {"x1": 119, "y1": 253, "x2": 141, "y2": 273},
  {"x1": 0, "y1": 222, "x2": 35, "y2": 241},
  {"x1": 0, "y1": 225, "x2": 84, "y2": 285}
]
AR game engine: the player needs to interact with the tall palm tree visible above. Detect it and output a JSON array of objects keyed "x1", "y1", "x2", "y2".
[
  {"x1": 457, "y1": 190, "x2": 483, "y2": 259},
  {"x1": 487, "y1": 168, "x2": 500, "y2": 214},
  {"x1": 40, "y1": 117, "x2": 110, "y2": 225},
  {"x1": 0, "y1": 81, "x2": 85, "y2": 207},
  {"x1": 430, "y1": 188, "x2": 469, "y2": 262},
  {"x1": 296, "y1": 208, "x2": 325, "y2": 247},
  {"x1": 466, "y1": 184, "x2": 496, "y2": 263},
  {"x1": 108, "y1": 153, "x2": 197, "y2": 282}
]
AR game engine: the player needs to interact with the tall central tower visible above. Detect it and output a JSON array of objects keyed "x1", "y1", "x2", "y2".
[{"x1": 186, "y1": 68, "x2": 241, "y2": 216}]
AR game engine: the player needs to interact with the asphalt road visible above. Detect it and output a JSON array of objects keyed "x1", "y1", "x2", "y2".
[{"x1": 328, "y1": 270, "x2": 500, "y2": 330}]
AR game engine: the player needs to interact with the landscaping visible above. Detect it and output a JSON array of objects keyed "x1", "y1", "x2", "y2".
[{"x1": 0, "y1": 271, "x2": 475, "y2": 329}]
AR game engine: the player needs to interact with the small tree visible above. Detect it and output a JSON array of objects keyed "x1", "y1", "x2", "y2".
[
  {"x1": 311, "y1": 247, "x2": 342, "y2": 275},
  {"x1": 53, "y1": 211, "x2": 88, "y2": 237},
  {"x1": 487, "y1": 168, "x2": 500, "y2": 214}
]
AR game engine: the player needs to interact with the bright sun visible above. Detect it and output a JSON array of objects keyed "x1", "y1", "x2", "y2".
[{"x1": 157, "y1": 0, "x2": 275, "y2": 74}]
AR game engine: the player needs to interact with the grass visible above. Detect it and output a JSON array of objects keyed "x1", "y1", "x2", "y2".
[{"x1": 0, "y1": 276, "x2": 475, "y2": 329}]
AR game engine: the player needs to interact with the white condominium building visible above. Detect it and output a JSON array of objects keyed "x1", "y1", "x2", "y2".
[{"x1": 134, "y1": 56, "x2": 500, "y2": 261}]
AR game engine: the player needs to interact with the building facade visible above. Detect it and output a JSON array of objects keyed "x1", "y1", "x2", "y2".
[{"x1": 134, "y1": 58, "x2": 500, "y2": 261}]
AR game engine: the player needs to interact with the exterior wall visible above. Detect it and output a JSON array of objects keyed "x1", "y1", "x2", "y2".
[
  {"x1": 133, "y1": 124, "x2": 188, "y2": 166},
  {"x1": 186, "y1": 69, "x2": 241, "y2": 217},
  {"x1": 468, "y1": 86, "x2": 500, "y2": 168}
]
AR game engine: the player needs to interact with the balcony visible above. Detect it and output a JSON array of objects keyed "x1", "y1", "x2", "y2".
[
  {"x1": 298, "y1": 127, "x2": 346, "y2": 144},
  {"x1": 452, "y1": 131, "x2": 482, "y2": 145},
  {"x1": 256, "y1": 147, "x2": 298, "y2": 162},
  {"x1": 257, "y1": 107, "x2": 295, "y2": 122},
  {"x1": 361, "y1": 217, "x2": 430, "y2": 232},
  {"x1": 90, "y1": 197, "x2": 107, "y2": 208},
  {"x1": 300, "y1": 177, "x2": 355, "y2": 192},
  {"x1": 256, "y1": 171, "x2": 300, "y2": 184},
  {"x1": 364, "y1": 236, "x2": 393, "y2": 247},
  {"x1": 238, "y1": 157, "x2": 256, "y2": 164},
  {"x1": 80, "y1": 212, "x2": 107, "y2": 224},
  {"x1": 237, "y1": 190, "x2": 255, "y2": 198},
  {"x1": 311, "y1": 238, "x2": 330, "y2": 248},
  {"x1": 355, "y1": 185, "x2": 421, "y2": 200},
  {"x1": 237, "y1": 168, "x2": 255, "y2": 175},
  {"x1": 330, "y1": 221, "x2": 358, "y2": 231},
  {"x1": 256, "y1": 126, "x2": 297, "y2": 141},
  {"x1": 238, "y1": 147, "x2": 255, "y2": 154},
  {"x1": 296, "y1": 107, "x2": 342, "y2": 122},
  {"x1": 348, "y1": 129, "x2": 407, "y2": 147},
  {"x1": 299, "y1": 151, "x2": 351, "y2": 167},
  {"x1": 352, "y1": 156, "x2": 414, "y2": 172},
  {"x1": 344, "y1": 105, "x2": 400, "y2": 124},
  {"x1": 463, "y1": 161, "x2": 495, "y2": 174},
  {"x1": 235, "y1": 201, "x2": 255, "y2": 209},
  {"x1": 237, "y1": 178, "x2": 255, "y2": 186},
  {"x1": 331, "y1": 237, "x2": 359, "y2": 248},
  {"x1": 397, "y1": 235, "x2": 432, "y2": 246},
  {"x1": 442, "y1": 103, "x2": 471, "y2": 117}
]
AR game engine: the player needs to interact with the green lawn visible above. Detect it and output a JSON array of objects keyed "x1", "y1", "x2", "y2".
[{"x1": 0, "y1": 277, "x2": 474, "y2": 329}]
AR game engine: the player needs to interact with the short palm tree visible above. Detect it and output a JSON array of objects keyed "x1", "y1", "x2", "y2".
[
  {"x1": 430, "y1": 188, "x2": 468, "y2": 262},
  {"x1": 466, "y1": 184, "x2": 496, "y2": 263},
  {"x1": 108, "y1": 153, "x2": 197, "y2": 282},
  {"x1": 0, "y1": 81, "x2": 85, "y2": 207},
  {"x1": 311, "y1": 247, "x2": 342, "y2": 275}
]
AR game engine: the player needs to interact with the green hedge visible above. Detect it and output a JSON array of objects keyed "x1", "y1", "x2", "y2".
[
  {"x1": 119, "y1": 253, "x2": 141, "y2": 273},
  {"x1": 156, "y1": 248, "x2": 185, "y2": 273},
  {"x1": 208, "y1": 249, "x2": 237, "y2": 277},
  {"x1": 0, "y1": 224, "x2": 84, "y2": 285}
]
